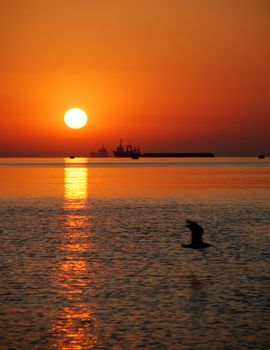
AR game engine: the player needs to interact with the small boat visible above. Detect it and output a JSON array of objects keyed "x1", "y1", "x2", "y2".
[
  {"x1": 132, "y1": 152, "x2": 140, "y2": 159},
  {"x1": 258, "y1": 154, "x2": 265, "y2": 159},
  {"x1": 69, "y1": 156, "x2": 75, "y2": 159}
]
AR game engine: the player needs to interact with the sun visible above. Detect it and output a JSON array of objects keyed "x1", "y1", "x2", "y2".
[{"x1": 64, "y1": 108, "x2": 88, "y2": 129}]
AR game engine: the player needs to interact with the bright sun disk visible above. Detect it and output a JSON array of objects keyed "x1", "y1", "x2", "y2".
[{"x1": 64, "y1": 108, "x2": 88, "y2": 129}]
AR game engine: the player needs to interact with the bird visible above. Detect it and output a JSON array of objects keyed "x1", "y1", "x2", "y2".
[{"x1": 182, "y1": 220, "x2": 212, "y2": 249}]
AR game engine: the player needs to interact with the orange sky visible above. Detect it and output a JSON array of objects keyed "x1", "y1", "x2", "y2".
[{"x1": 0, "y1": 0, "x2": 269, "y2": 156}]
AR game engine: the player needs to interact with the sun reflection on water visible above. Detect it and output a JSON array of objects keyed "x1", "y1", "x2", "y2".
[{"x1": 51, "y1": 166, "x2": 98, "y2": 349}]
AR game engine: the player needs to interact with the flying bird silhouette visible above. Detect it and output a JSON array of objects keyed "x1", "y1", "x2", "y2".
[{"x1": 182, "y1": 220, "x2": 212, "y2": 249}]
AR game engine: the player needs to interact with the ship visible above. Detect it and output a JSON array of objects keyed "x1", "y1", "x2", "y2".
[
  {"x1": 141, "y1": 152, "x2": 214, "y2": 158},
  {"x1": 113, "y1": 140, "x2": 214, "y2": 158},
  {"x1": 90, "y1": 145, "x2": 109, "y2": 158},
  {"x1": 258, "y1": 154, "x2": 265, "y2": 159},
  {"x1": 113, "y1": 140, "x2": 140, "y2": 158}
]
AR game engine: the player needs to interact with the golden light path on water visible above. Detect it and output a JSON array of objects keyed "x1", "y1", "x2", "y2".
[{"x1": 51, "y1": 162, "x2": 98, "y2": 349}]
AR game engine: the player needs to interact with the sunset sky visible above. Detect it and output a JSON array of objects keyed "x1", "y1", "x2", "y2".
[{"x1": 0, "y1": 0, "x2": 269, "y2": 156}]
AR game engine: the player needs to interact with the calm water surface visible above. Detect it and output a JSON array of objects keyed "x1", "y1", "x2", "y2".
[{"x1": 0, "y1": 158, "x2": 269, "y2": 349}]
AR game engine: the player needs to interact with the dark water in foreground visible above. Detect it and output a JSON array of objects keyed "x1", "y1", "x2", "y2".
[{"x1": 0, "y1": 158, "x2": 270, "y2": 349}]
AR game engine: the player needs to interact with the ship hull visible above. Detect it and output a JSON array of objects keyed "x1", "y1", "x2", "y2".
[
  {"x1": 113, "y1": 151, "x2": 214, "y2": 158},
  {"x1": 113, "y1": 151, "x2": 133, "y2": 157},
  {"x1": 113, "y1": 140, "x2": 214, "y2": 158},
  {"x1": 141, "y1": 153, "x2": 214, "y2": 158}
]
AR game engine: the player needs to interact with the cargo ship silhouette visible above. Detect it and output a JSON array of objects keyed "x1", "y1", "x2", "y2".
[
  {"x1": 113, "y1": 140, "x2": 214, "y2": 158},
  {"x1": 113, "y1": 140, "x2": 140, "y2": 158},
  {"x1": 90, "y1": 145, "x2": 109, "y2": 157}
]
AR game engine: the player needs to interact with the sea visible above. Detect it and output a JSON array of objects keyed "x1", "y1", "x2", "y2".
[{"x1": 0, "y1": 157, "x2": 269, "y2": 350}]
